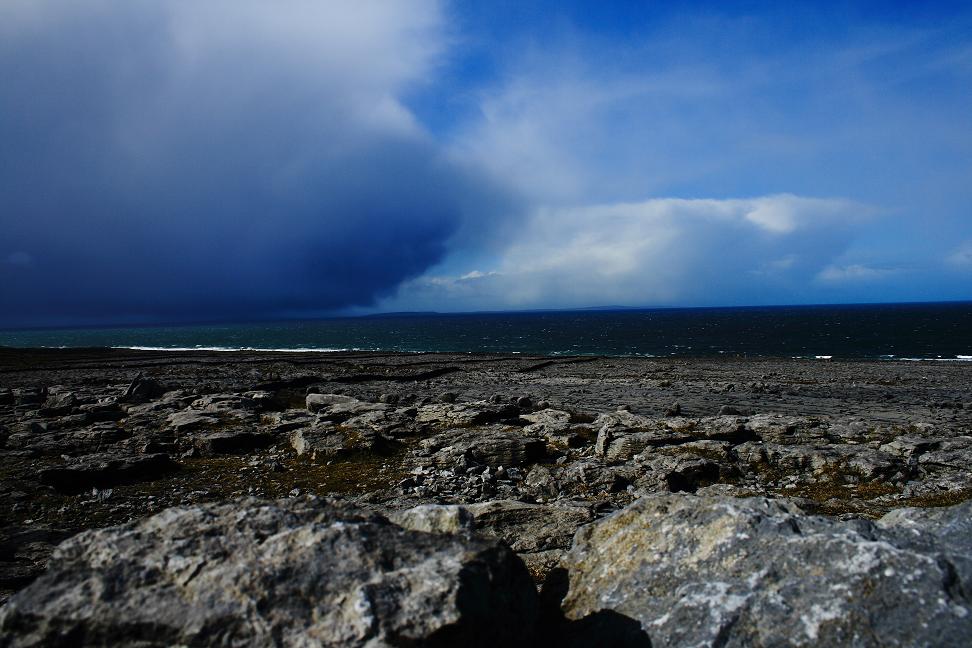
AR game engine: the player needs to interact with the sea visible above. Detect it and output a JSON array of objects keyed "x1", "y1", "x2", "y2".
[{"x1": 2, "y1": 302, "x2": 971, "y2": 360}]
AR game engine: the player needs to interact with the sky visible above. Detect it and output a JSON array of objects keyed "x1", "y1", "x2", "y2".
[{"x1": 1, "y1": 0, "x2": 971, "y2": 327}]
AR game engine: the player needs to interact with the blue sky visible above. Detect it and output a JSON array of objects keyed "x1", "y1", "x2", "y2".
[{"x1": 1, "y1": 1, "x2": 971, "y2": 326}]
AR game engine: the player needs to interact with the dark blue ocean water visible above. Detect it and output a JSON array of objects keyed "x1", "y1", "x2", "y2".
[{"x1": 2, "y1": 303, "x2": 971, "y2": 359}]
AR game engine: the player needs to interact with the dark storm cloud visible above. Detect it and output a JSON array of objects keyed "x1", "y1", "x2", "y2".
[{"x1": 0, "y1": 0, "x2": 516, "y2": 327}]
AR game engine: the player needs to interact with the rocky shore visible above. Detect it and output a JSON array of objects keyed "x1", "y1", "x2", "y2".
[{"x1": 1, "y1": 348, "x2": 970, "y2": 645}]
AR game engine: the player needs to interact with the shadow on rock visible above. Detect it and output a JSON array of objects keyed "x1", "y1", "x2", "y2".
[{"x1": 540, "y1": 567, "x2": 652, "y2": 648}]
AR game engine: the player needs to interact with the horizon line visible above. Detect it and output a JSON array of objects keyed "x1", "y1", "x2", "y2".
[{"x1": 2, "y1": 298, "x2": 971, "y2": 333}]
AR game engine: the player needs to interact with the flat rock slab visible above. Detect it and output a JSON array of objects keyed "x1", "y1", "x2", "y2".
[
  {"x1": 415, "y1": 402, "x2": 520, "y2": 428},
  {"x1": 306, "y1": 394, "x2": 388, "y2": 420},
  {"x1": 289, "y1": 426, "x2": 388, "y2": 458},
  {"x1": 0, "y1": 497, "x2": 539, "y2": 647},
  {"x1": 561, "y1": 494, "x2": 972, "y2": 647},
  {"x1": 165, "y1": 410, "x2": 219, "y2": 432},
  {"x1": 37, "y1": 453, "x2": 177, "y2": 494},
  {"x1": 5, "y1": 424, "x2": 131, "y2": 457},
  {"x1": 192, "y1": 430, "x2": 274, "y2": 455},
  {"x1": 594, "y1": 413, "x2": 753, "y2": 462},
  {"x1": 418, "y1": 427, "x2": 546, "y2": 468}
]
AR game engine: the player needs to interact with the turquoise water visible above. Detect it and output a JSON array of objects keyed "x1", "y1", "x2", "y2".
[{"x1": 2, "y1": 303, "x2": 971, "y2": 359}]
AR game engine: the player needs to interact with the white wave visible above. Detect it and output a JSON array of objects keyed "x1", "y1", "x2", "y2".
[
  {"x1": 815, "y1": 355, "x2": 833, "y2": 360},
  {"x1": 899, "y1": 356, "x2": 972, "y2": 362},
  {"x1": 111, "y1": 346, "x2": 354, "y2": 353}
]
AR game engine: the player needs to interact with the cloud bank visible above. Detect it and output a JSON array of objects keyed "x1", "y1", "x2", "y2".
[
  {"x1": 386, "y1": 195, "x2": 872, "y2": 311},
  {"x1": 0, "y1": 0, "x2": 516, "y2": 326}
]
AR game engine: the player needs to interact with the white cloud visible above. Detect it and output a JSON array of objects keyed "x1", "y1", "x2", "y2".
[
  {"x1": 451, "y1": 67, "x2": 729, "y2": 203},
  {"x1": 946, "y1": 241, "x2": 972, "y2": 268},
  {"x1": 384, "y1": 194, "x2": 872, "y2": 311},
  {"x1": 816, "y1": 264, "x2": 898, "y2": 282}
]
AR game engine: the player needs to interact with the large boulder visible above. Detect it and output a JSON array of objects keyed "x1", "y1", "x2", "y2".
[
  {"x1": 39, "y1": 389, "x2": 76, "y2": 415},
  {"x1": 0, "y1": 497, "x2": 539, "y2": 647},
  {"x1": 560, "y1": 495, "x2": 972, "y2": 647},
  {"x1": 120, "y1": 373, "x2": 166, "y2": 404}
]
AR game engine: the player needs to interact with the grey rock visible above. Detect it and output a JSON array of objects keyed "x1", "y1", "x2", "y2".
[
  {"x1": 306, "y1": 393, "x2": 388, "y2": 420},
  {"x1": 744, "y1": 414, "x2": 829, "y2": 444},
  {"x1": 593, "y1": 413, "x2": 748, "y2": 462},
  {"x1": 389, "y1": 504, "x2": 475, "y2": 535},
  {"x1": 261, "y1": 409, "x2": 314, "y2": 434},
  {"x1": 0, "y1": 527, "x2": 73, "y2": 601},
  {"x1": 918, "y1": 436, "x2": 972, "y2": 473},
  {"x1": 290, "y1": 426, "x2": 335, "y2": 455},
  {"x1": 734, "y1": 441, "x2": 902, "y2": 485},
  {"x1": 189, "y1": 393, "x2": 255, "y2": 415},
  {"x1": 880, "y1": 435, "x2": 942, "y2": 459},
  {"x1": 13, "y1": 388, "x2": 45, "y2": 406},
  {"x1": 524, "y1": 465, "x2": 559, "y2": 497},
  {"x1": 876, "y1": 503, "x2": 972, "y2": 586},
  {"x1": 5, "y1": 422, "x2": 131, "y2": 456},
  {"x1": 0, "y1": 497, "x2": 539, "y2": 647},
  {"x1": 521, "y1": 408, "x2": 573, "y2": 440},
  {"x1": 166, "y1": 410, "x2": 218, "y2": 432},
  {"x1": 418, "y1": 427, "x2": 546, "y2": 468},
  {"x1": 556, "y1": 458, "x2": 636, "y2": 496},
  {"x1": 305, "y1": 392, "x2": 358, "y2": 413},
  {"x1": 77, "y1": 400, "x2": 125, "y2": 422},
  {"x1": 40, "y1": 390, "x2": 76, "y2": 414},
  {"x1": 561, "y1": 495, "x2": 972, "y2": 647},
  {"x1": 289, "y1": 426, "x2": 387, "y2": 458},
  {"x1": 124, "y1": 391, "x2": 193, "y2": 416},
  {"x1": 121, "y1": 373, "x2": 165, "y2": 403},
  {"x1": 415, "y1": 401, "x2": 520, "y2": 428},
  {"x1": 341, "y1": 408, "x2": 412, "y2": 436},
  {"x1": 464, "y1": 499, "x2": 594, "y2": 553},
  {"x1": 325, "y1": 400, "x2": 390, "y2": 419},
  {"x1": 240, "y1": 390, "x2": 278, "y2": 410},
  {"x1": 718, "y1": 404, "x2": 747, "y2": 416},
  {"x1": 641, "y1": 454, "x2": 724, "y2": 493}
]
